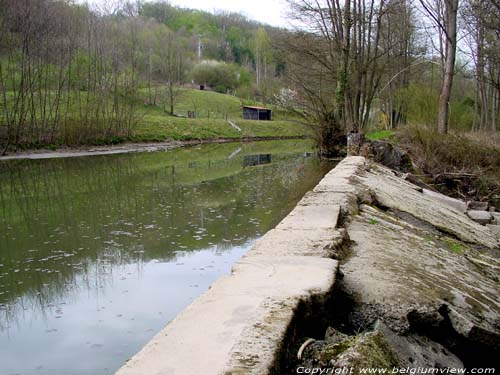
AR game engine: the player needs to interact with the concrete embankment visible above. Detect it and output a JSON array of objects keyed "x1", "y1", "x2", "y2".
[
  {"x1": 114, "y1": 160, "x2": 356, "y2": 375},
  {"x1": 115, "y1": 157, "x2": 500, "y2": 375}
]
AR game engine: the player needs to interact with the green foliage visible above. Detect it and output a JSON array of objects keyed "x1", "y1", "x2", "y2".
[
  {"x1": 442, "y1": 239, "x2": 466, "y2": 255},
  {"x1": 366, "y1": 130, "x2": 395, "y2": 141},
  {"x1": 395, "y1": 84, "x2": 476, "y2": 131},
  {"x1": 139, "y1": 1, "x2": 275, "y2": 67},
  {"x1": 449, "y1": 98, "x2": 475, "y2": 131},
  {"x1": 191, "y1": 61, "x2": 242, "y2": 92},
  {"x1": 395, "y1": 84, "x2": 438, "y2": 126}
]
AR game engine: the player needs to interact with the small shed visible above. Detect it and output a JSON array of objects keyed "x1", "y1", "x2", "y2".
[{"x1": 242, "y1": 106, "x2": 272, "y2": 121}]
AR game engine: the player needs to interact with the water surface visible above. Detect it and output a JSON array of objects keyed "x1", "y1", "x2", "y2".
[{"x1": 0, "y1": 140, "x2": 332, "y2": 375}]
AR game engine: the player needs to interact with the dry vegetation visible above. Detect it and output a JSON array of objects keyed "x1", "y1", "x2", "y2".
[{"x1": 397, "y1": 125, "x2": 500, "y2": 202}]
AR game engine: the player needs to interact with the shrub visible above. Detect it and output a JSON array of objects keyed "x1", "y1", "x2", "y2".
[
  {"x1": 396, "y1": 124, "x2": 500, "y2": 200},
  {"x1": 191, "y1": 60, "x2": 239, "y2": 91}
]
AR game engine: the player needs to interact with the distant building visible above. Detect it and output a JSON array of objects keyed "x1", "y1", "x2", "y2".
[{"x1": 242, "y1": 106, "x2": 272, "y2": 121}]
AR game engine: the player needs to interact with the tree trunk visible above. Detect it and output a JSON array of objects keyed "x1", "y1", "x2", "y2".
[
  {"x1": 169, "y1": 81, "x2": 174, "y2": 116},
  {"x1": 437, "y1": 0, "x2": 458, "y2": 134}
]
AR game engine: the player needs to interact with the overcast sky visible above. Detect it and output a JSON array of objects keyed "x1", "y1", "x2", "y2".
[
  {"x1": 164, "y1": 0, "x2": 290, "y2": 27},
  {"x1": 81, "y1": 0, "x2": 291, "y2": 27}
]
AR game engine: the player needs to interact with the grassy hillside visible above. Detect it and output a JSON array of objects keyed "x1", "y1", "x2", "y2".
[
  {"x1": 132, "y1": 88, "x2": 310, "y2": 143},
  {"x1": 1, "y1": 87, "x2": 311, "y2": 149},
  {"x1": 139, "y1": 87, "x2": 298, "y2": 120}
]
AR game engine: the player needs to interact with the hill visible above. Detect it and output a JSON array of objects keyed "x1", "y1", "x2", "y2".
[
  {"x1": 133, "y1": 88, "x2": 310, "y2": 143},
  {"x1": 0, "y1": 0, "x2": 297, "y2": 151}
]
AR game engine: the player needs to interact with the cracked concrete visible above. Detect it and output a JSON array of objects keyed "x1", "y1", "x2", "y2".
[{"x1": 115, "y1": 156, "x2": 500, "y2": 375}]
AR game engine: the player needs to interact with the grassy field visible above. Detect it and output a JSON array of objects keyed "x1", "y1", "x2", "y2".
[
  {"x1": 139, "y1": 87, "x2": 297, "y2": 120},
  {"x1": 132, "y1": 88, "x2": 310, "y2": 142},
  {"x1": 1, "y1": 87, "x2": 311, "y2": 149}
]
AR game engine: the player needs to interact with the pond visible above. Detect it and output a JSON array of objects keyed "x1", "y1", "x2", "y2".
[{"x1": 0, "y1": 140, "x2": 333, "y2": 375}]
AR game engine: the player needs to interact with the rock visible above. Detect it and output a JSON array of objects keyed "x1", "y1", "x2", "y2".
[
  {"x1": 324, "y1": 327, "x2": 350, "y2": 344},
  {"x1": 486, "y1": 224, "x2": 500, "y2": 239},
  {"x1": 356, "y1": 163, "x2": 498, "y2": 248},
  {"x1": 299, "y1": 328, "x2": 400, "y2": 371},
  {"x1": 401, "y1": 173, "x2": 431, "y2": 192},
  {"x1": 299, "y1": 322, "x2": 463, "y2": 372},
  {"x1": 422, "y1": 188, "x2": 467, "y2": 213},
  {"x1": 334, "y1": 330, "x2": 400, "y2": 371},
  {"x1": 373, "y1": 321, "x2": 463, "y2": 369},
  {"x1": 489, "y1": 206, "x2": 496, "y2": 212},
  {"x1": 347, "y1": 132, "x2": 366, "y2": 155},
  {"x1": 347, "y1": 136, "x2": 412, "y2": 172},
  {"x1": 491, "y1": 212, "x2": 500, "y2": 225},
  {"x1": 467, "y1": 201, "x2": 489, "y2": 211},
  {"x1": 442, "y1": 305, "x2": 500, "y2": 352},
  {"x1": 467, "y1": 210, "x2": 493, "y2": 225},
  {"x1": 342, "y1": 203, "x2": 499, "y2": 367},
  {"x1": 360, "y1": 140, "x2": 413, "y2": 172}
]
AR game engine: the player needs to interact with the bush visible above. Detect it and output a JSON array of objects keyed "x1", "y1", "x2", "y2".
[
  {"x1": 395, "y1": 84, "x2": 476, "y2": 131},
  {"x1": 396, "y1": 125, "x2": 500, "y2": 200},
  {"x1": 214, "y1": 85, "x2": 227, "y2": 94},
  {"x1": 192, "y1": 61, "x2": 238, "y2": 91}
]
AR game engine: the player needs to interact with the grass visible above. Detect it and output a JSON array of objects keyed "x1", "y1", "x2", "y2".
[
  {"x1": 1, "y1": 87, "x2": 311, "y2": 150},
  {"x1": 140, "y1": 87, "x2": 243, "y2": 119},
  {"x1": 133, "y1": 115, "x2": 309, "y2": 142},
  {"x1": 442, "y1": 238, "x2": 466, "y2": 255},
  {"x1": 365, "y1": 130, "x2": 395, "y2": 141},
  {"x1": 132, "y1": 87, "x2": 311, "y2": 142},
  {"x1": 138, "y1": 87, "x2": 300, "y2": 122}
]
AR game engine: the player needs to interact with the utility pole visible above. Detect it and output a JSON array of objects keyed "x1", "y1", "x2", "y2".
[{"x1": 197, "y1": 34, "x2": 203, "y2": 62}]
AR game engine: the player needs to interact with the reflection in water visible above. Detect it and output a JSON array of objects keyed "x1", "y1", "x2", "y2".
[
  {"x1": 243, "y1": 154, "x2": 272, "y2": 167},
  {"x1": 0, "y1": 140, "x2": 333, "y2": 375}
]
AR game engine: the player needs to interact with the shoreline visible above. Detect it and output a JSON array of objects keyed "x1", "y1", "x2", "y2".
[{"x1": 0, "y1": 135, "x2": 309, "y2": 161}]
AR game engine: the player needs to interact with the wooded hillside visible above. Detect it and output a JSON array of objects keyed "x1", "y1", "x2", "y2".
[{"x1": 0, "y1": 0, "x2": 499, "y2": 154}]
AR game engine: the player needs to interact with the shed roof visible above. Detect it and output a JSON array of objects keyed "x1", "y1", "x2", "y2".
[{"x1": 242, "y1": 105, "x2": 272, "y2": 111}]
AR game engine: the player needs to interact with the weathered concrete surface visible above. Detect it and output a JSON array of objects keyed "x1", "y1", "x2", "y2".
[
  {"x1": 115, "y1": 195, "x2": 341, "y2": 375},
  {"x1": 334, "y1": 158, "x2": 499, "y2": 340},
  {"x1": 344, "y1": 204, "x2": 500, "y2": 333},
  {"x1": 467, "y1": 210, "x2": 493, "y2": 225},
  {"x1": 355, "y1": 163, "x2": 498, "y2": 248},
  {"x1": 487, "y1": 224, "x2": 500, "y2": 239},
  {"x1": 116, "y1": 156, "x2": 500, "y2": 375},
  {"x1": 422, "y1": 188, "x2": 467, "y2": 213},
  {"x1": 294, "y1": 157, "x2": 499, "y2": 372}
]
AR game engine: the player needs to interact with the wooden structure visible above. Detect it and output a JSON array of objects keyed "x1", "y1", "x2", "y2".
[{"x1": 242, "y1": 106, "x2": 272, "y2": 121}]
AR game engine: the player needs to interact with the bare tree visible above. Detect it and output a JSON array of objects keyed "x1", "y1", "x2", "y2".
[
  {"x1": 281, "y1": 0, "x2": 396, "y2": 154},
  {"x1": 419, "y1": 0, "x2": 459, "y2": 134},
  {"x1": 463, "y1": 0, "x2": 500, "y2": 132}
]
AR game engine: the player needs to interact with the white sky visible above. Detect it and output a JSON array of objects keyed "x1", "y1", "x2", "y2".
[
  {"x1": 165, "y1": 0, "x2": 290, "y2": 27},
  {"x1": 81, "y1": 0, "x2": 291, "y2": 27}
]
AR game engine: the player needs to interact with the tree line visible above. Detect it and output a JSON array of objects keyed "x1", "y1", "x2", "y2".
[
  {"x1": 279, "y1": 0, "x2": 500, "y2": 154},
  {"x1": 0, "y1": 0, "x2": 283, "y2": 152},
  {"x1": 1, "y1": 0, "x2": 499, "y2": 155}
]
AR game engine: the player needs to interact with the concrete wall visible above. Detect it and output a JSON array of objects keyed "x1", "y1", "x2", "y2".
[
  {"x1": 115, "y1": 155, "x2": 500, "y2": 375},
  {"x1": 113, "y1": 159, "x2": 366, "y2": 375}
]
